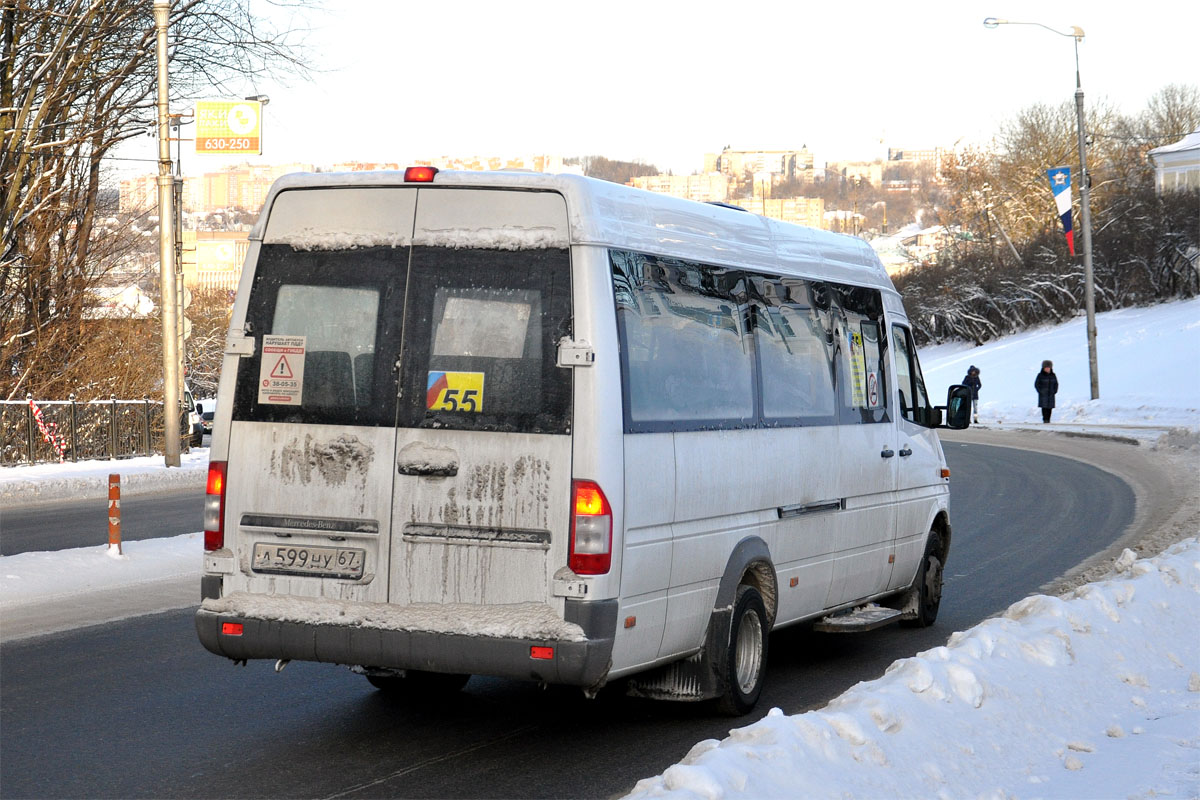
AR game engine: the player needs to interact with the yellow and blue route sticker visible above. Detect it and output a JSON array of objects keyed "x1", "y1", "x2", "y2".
[{"x1": 426, "y1": 371, "x2": 485, "y2": 412}]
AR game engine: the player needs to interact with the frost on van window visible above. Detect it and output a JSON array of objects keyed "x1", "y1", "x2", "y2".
[
  {"x1": 273, "y1": 286, "x2": 380, "y2": 409},
  {"x1": 274, "y1": 228, "x2": 412, "y2": 251},
  {"x1": 414, "y1": 226, "x2": 567, "y2": 250},
  {"x1": 612, "y1": 251, "x2": 754, "y2": 426},
  {"x1": 432, "y1": 292, "x2": 534, "y2": 359}
]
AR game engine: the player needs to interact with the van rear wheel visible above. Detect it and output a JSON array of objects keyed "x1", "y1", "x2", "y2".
[
  {"x1": 717, "y1": 585, "x2": 768, "y2": 716},
  {"x1": 366, "y1": 670, "x2": 470, "y2": 694},
  {"x1": 900, "y1": 531, "x2": 943, "y2": 628}
]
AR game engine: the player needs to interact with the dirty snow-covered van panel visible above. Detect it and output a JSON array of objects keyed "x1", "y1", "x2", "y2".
[
  {"x1": 412, "y1": 187, "x2": 569, "y2": 249},
  {"x1": 263, "y1": 187, "x2": 416, "y2": 250}
]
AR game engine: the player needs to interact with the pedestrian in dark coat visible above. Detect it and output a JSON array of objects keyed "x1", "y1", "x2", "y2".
[
  {"x1": 1035, "y1": 360, "x2": 1058, "y2": 423},
  {"x1": 962, "y1": 365, "x2": 981, "y2": 423}
]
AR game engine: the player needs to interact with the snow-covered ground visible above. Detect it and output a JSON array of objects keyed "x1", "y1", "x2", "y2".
[
  {"x1": 626, "y1": 540, "x2": 1200, "y2": 800},
  {"x1": 0, "y1": 447, "x2": 209, "y2": 506},
  {"x1": 921, "y1": 296, "x2": 1200, "y2": 431},
  {"x1": 1, "y1": 298, "x2": 1198, "y2": 797}
]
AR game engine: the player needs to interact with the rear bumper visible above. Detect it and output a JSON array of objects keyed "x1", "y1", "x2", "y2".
[{"x1": 195, "y1": 593, "x2": 616, "y2": 688}]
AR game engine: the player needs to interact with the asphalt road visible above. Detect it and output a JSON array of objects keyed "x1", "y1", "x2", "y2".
[
  {"x1": 0, "y1": 486, "x2": 204, "y2": 556},
  {"x1": 0, "y1": 441, "x2": 1135, "y2": 800}
]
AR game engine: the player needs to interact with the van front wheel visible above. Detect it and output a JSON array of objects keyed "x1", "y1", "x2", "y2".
[
  {"x1": 717, "y1": 585, "x2": 768, "y2": 716},
  {"x1": 900, "y1": 532, "x2": 943, "y2": 628}
]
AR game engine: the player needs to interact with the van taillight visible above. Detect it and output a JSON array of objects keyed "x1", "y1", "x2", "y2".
[
  {"x1": 569, "y1": 480, "x2": 611, "y2": 575},
  {"x1": 203, "y1": 461, "x2": 227, "y2": 551},
  {"x1": 404, "y1": 165, "x2": 438, "y2": 182}
]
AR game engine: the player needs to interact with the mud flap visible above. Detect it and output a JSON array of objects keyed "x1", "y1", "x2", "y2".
[{"x1": 625, "y1": 606, "x2": 733, "y2": 702}]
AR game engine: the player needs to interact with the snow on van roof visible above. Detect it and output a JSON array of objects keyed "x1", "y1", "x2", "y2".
[{"x1": 251, "y1": 170, "x2": 896, "y2": 295}]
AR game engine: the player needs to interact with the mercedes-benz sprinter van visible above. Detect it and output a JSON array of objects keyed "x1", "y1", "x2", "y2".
[{"x1": 196, "y1": 168, "x2": 970, "y2": 714}]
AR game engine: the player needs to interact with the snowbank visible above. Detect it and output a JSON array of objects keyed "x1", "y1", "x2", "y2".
[
  {"x1": 0, "y1": 449, "x2": 209, "y2": 506},
  {"x1": 624, "y1": 539, "x2": 1200, "y2": 800},
  {"x1": 0, "y1": 532, "x2": 201, "y2": 610}
]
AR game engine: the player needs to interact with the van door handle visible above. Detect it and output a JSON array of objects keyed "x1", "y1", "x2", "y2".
[
  {"x1": 880, "y1": 448, "x2": 895, "y2": 459},
  {"x1": 899, "y1": 447, "x2": 913, "y2": 457},
  {"x1": 398, "y1": 463, "x2": 458, "y2": 477},
  {"x1": 396, "y1": 442, "x2": 459, "y2": 477}
]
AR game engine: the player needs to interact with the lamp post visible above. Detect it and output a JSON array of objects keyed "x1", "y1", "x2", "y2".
[
  {"x1": 984, "y1": 17, "x2": 1099, "y2": 400},
  {"x1": 244, "y1": 95, "x2": 269, "y2": 154},
  {"x1": 154, "y1": 0, "x2": 181, "y2": 467}
]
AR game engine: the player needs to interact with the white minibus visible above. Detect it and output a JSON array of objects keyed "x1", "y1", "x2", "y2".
[{"x1": 196, "y1": 168, "x2": 971, "y2": 714}]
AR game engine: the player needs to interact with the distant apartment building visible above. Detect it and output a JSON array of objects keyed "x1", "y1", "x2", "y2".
[
  {"x1": 118, "y1": 173, "x2": 198, "y2": 214},
  {"x1": 628, "y1": 173, "x2": 731, "y2": 203},
  {"x1": 755, "y1": 197, "x2": 826, "y2": 230},
  {"x1": 120, "y1": 163, "x2": 314, "y2": 214},
  {"x1": 328, "y1": 161, "x2": 401, "y2": 172},
  {"x1": 182, "y1": 230, "x2": 250, "y2": 291},
  {"x1": 705, "y1": 147, "x2": 815, "y2": 181},
  {"x1": 196, "y1": 162, "x2": 315, "y2": 213},
  {"x1": 886, "y1": 146, "x2": 946, "y2": 185},
  {"x1": 412, "y1": 154, "x2": 567, "y2": 173},
  {"x1": 823, "y1": 161, "x2": 884, "y2": 186},
  {"x1": 119, "y1": 157, "x2": 572, "y2": 215},
  {"x1": 887, "y1": 147, "x2": 943, "y2": 167}
]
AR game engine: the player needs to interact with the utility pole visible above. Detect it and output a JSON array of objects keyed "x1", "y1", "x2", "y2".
[
  {"x1": 983, "y1": 17, "x2": 1099, "y2": 399},
  {"x1": 154, "y1": 0, "x2": 180, "y2": 466},
  {"x1": 1073, "y1": 36, "x2": 1100, "y2": 400}
]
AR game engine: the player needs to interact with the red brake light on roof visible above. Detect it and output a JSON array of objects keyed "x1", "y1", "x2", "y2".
[
  {"x1": 203, "y1": 460, "x2": 227, "y2": 551},
  {"x1": 569, "y1": 479, "x2": 612, "y2": 575},
  {"x1": 404, "y1": 166, "x2": 438, "y2": 182}
]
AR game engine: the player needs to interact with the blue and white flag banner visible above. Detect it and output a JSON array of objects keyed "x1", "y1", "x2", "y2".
[{"x1": 1046, "y1": 166, "x2": 1075, "y2": 256}]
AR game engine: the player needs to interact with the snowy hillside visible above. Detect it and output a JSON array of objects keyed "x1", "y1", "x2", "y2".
[{"x1": 921, "y1": 296, "x2": 1200, "y2": 429}]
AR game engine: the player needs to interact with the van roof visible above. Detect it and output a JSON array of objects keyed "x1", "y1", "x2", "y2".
[{"x1": 250, "y1": 170, "x2": 898, "y2": 296}]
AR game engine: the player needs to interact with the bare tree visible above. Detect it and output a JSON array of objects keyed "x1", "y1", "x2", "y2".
[
  {"x1": 897, "y1": 86, "x2": 1200, "y2": 347},
  {"x1": 1, "y1": 0, "x2": 312, "y2": 400}
]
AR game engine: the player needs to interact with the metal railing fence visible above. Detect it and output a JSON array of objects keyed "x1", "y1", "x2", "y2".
[{"x1": 1, "y1": 396, "x2": 191, "y2": 466}]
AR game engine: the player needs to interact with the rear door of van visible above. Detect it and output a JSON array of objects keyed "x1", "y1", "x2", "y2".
[
  {"x1": 225, "y1": 187, "x2": 416, "y2": 604},
  {"x1": 388, "y1": 188, "x2": 575, "y2": 608},
  {"x1": 225, "y1": 185, "x2": 574, "y2": 614}
]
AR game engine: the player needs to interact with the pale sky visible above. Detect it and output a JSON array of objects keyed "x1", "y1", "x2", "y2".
[{"x1": 126, "y1": 0, "x2": 1199, "y2": 176}]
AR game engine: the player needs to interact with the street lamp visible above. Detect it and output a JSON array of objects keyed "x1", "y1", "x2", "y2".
[{"x1": 984, "y1": 17, "x2": 1098, "y2": 400}]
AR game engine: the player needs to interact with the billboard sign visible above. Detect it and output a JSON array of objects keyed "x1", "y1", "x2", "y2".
[{"x1": 195, "y1": 100, "x2": 262, "y2": 155}]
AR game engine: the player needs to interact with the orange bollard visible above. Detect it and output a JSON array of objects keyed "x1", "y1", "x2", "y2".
[{"x1": 107, "y1": 474, "x2": 122, "y2": 555}]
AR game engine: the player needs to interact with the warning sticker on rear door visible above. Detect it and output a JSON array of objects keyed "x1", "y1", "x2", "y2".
[{"x1": 258, "y1": 335, "x2": 306, "y2": 405}]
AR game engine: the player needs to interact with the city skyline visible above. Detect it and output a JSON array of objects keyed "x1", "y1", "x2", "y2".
[{"x1": 113, "y1": 0, "x2": 1199, "y2": 177}]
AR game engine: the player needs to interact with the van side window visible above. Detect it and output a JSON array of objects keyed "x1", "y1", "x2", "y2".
[
  {"x1": 396, "y1": 246, "x2": 572, "y2": 435},
  {"x1": 232, "y1": 245, "x2": 401, "y2": 427},
  {"x1": 750, "y1": 277, "x2": 837, "y2": 425},
  {"x1": 612, "y1": 250, "x2": 754, "y2": 432},
  {"x1": 833, "y1": 286, "x2": 889, "y2": 424},
  {"x1": 892, "y1": 324, "x2": 931, "y2": 425}
]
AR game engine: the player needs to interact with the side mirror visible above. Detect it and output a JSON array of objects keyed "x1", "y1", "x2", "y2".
[{"x1": 941, "y1": 384, "x2": 972, "y2": 430}]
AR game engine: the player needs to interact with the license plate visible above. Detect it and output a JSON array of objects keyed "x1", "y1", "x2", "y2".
[{"x1": 251, "y1": 543, "x2": 365, "y2": 579}]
